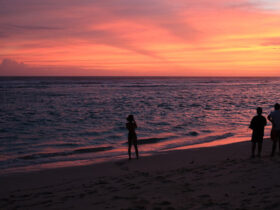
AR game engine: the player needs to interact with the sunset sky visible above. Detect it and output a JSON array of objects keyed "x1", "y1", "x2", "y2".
[{"x1": 0, "y1": 0, "x2": 280, "y2": 76}]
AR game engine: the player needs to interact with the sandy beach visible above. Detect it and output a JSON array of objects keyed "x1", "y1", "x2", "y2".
[{"x1": 1, "y1": 139, "x2": 280, "y2": 210}]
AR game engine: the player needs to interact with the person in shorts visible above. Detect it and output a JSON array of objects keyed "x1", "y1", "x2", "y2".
[
  {"x1": 268, "y1": 103, "x2": 280, "y2": 156},
  {"x1": 249, "y1": 107, "x2": 267, "y2": 157}
]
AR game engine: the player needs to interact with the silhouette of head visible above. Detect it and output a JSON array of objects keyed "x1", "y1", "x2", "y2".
[
  {"x1": 256, "y1": 107, "x2": 262, "y2": 115},
  {"x1": 127, "y1": 115, "x2": 135, "y2": 122},
  {"x1": 274, "y1": 103, "x2": 280, "y2": 110}
]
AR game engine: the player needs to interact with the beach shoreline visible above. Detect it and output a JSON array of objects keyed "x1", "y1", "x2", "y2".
[
  {"x1": 0, "y1": 133, "x2": 251, "y2": 176},
  {"x1": 1, "y1": 138, "x2": 280, "y2": 209}
]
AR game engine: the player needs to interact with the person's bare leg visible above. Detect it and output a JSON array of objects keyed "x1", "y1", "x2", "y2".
[
  {"x1": 257, "y1": 142, "x2": 262, "y2": 157},
  {"x1": 252, "y1": 142, "x2": 256, "y2": 158},
  {"x1": 128, "y1": 141, "x2": 132, "y2": 160},
  {"x1": 134, "y1": 142, "x2": 139, "y2": 159}
]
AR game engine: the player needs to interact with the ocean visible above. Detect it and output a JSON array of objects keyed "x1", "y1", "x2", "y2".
[{"x1": 1, "y1": 77, "x2": 279, "y2": 174}]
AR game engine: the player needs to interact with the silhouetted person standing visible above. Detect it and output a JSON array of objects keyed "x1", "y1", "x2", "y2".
[
  {"x1": 126, "y1": 115, "x2": 139, "y2": 160},
  {"x1": 268, "y1": 103, "x2": 280, "y2": 156},
  {"x1": 249, "y1": 107, "x2": 267, "y2": 158}
]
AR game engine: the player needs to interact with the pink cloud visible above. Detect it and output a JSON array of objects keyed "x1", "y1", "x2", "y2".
[
  {"x1": 0, "y1": 59, "x2": 164, "y2": 76},
  {"x1": 262, "y1": 38, "x2": 280, "y2": 46},
  {"x1": 0, "y1": 0, "x2": 201, "y2": 53},
  {"x1": 0, "y1": 59, "x2": 28, "y2": 75},
  {"x1": 1, "y1": 0, "x2": 280, "y2": 76}
]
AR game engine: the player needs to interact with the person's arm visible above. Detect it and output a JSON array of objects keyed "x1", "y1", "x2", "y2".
[
  {"x1": 267, "y1": 113, "x2": 272, "y2": 122},
  {"x1": 268, "y1": 114, "x2": 276, "y2": 129},
  {"x1": 249, "y1": 118, "x2": 254, "y2": 129}
]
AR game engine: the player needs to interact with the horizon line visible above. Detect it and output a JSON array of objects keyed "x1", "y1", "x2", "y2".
[{"x1": 1, "y1": 75, "x2": 280, "y2": 78}]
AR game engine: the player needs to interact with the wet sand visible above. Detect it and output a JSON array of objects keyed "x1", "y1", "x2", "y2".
[{"x1": 1, "y1": 139, "x2": 280, "y2": 210}]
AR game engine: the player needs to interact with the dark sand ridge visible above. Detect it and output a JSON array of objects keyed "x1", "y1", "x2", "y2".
[{"x1": 1, "y1": 139, "x2": 280, "y2": 209}]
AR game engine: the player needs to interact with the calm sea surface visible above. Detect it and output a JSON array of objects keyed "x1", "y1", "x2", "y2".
[{"x1": 0, "y1": 77, "x2": 279, "y2": 174}]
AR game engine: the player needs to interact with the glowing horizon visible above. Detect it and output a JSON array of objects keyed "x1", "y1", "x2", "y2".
[{"x1": 1, "y1": 0, "x2": 280, "y2": 76}]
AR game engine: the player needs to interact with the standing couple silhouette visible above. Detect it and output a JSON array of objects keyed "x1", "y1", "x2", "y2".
[{"x1": 250, "y1": 103, "x2": 280, "y2": 157}]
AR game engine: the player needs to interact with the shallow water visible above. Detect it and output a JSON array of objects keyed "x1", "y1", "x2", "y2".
[{"x1": 0, "y1": 77, "x2": 279, "y2": 174}]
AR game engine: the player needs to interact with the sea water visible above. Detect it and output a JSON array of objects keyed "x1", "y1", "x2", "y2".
[{"x1": 1, "y1": 77, "x2": 279, "y2": 174}]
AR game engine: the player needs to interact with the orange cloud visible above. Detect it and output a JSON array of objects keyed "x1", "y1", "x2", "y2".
[{"x1": 0, "y1": 0, "x2": 280, "y2": 76}]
